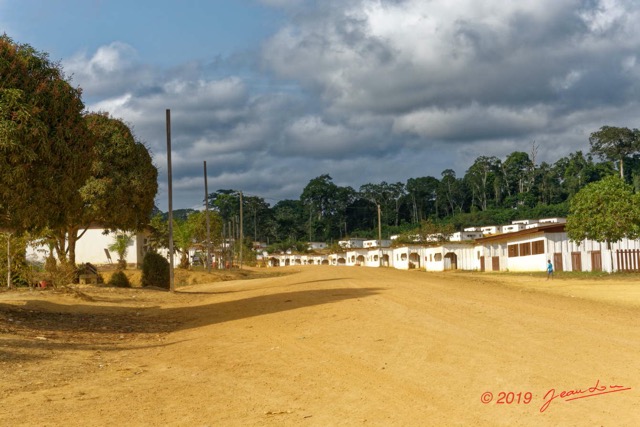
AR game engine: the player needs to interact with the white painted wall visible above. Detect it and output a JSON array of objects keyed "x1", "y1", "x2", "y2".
[{"x1": 27, "y1": 228, "x2": 147, "y2": 267}]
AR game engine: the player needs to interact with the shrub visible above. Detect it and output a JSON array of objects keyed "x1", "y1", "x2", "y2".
[
  {"x1": 108, "y1": 270, "x2": 131, "y2": 288},
  {"x1": 141, "y1": 252, "x2": 170, "y2": 289},
  {"x1": 45, "y1": 260, "x2": 76, "y2": 288}
]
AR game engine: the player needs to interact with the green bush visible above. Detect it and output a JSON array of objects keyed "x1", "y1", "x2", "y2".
[
  {"x1": 108, "y1": 270, "x2": 131, "y2": 288},
  {"x1": 141, "y1": 252, "x2": 170, "y2": 289}
]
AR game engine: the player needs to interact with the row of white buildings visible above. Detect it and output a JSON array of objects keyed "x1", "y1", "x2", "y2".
[
  {"x1": 266, "y1": 218, "x2": 640, "y2": 274},
  {"x1": 26, "y1": 218, "x2": 640, "y2": 274}
]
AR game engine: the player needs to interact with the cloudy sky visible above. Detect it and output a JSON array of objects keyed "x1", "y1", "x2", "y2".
[{"x1": 2, "y1": 0, "x2": 640, "y2": 210}]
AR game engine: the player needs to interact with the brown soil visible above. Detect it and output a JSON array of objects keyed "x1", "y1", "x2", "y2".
[{"x1": 1, "y1": 267, "x2": 639, "y2": 426}]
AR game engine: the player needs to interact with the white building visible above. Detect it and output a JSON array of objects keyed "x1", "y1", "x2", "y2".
[
  {"x1": 392, "y1": 246, "x2": 424, "y2": 270},
  {"x1": 338, "y1": 238, "x2": 366, "y2": 249},
  {"x1": 308, "y1": 242, "x2": 328, "y2": 250},
  {"x1": 423, "y1": 243, "x2": 478, "y2": 271},
  {"x1": 501, "y1": 224, "x2": 526, "y2": 233},
  {"x1": 475, "y1": 222, "x2": 640, "y2": 273},
  {"x1": 481, "y1": 225, "x2": 502, "y2": 235},
  {"x1": 27, "y1": 226, "x2": 149, "y2": 268},
  {"x1": 449, "y1": 231, "x2": 484, "y2": 241},
  {"x1": 363, "y1": 239, "x2": 392, "y2": 248}
]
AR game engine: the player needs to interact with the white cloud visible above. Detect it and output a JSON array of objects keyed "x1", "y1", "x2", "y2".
[
  {"x1": 63, "y1": 42, "x2": 153, "y2": 96},
  {"x1": 58, "y1": 1, "x2": 640, "y2": 209},
  {"x1": 263, "y1": 0, "x2": 640, "y2": 116},
  {"x1": 393, "y1": 103, "x2": 550, "y2": 141},
  {"x1": 578, "y1": 0, "x2": 627, "y2": 34}
]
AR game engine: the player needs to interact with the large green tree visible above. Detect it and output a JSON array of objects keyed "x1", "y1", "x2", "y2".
[
  {"x1": 301, "y1": 175, "x2": 351, "y2": 241},
  {"x1": 0, "y1": 35, "x2": 92, "y2": 232},
  {"x1": 465, "y1": 156, "x2": 500, "y2": 211},
  {"x1": 52, "y1": 112, "x2": 157, "y2": 264},
  {"x1": 566, "y1": 175, "x2": 640, "y2": 257},
  {"x1": 359, "y1": 181, "x2": 406, "y2": 229},
  {"x1": 405, "y1": 176, "x2": 440, "y2": 223},
  {"x1": 271, "y1": 199, "x2": 305, "y2": 242},
  {"x1": 438, "y1": 169, "x2": 466, "y2": 216},
  {"x1": 208, "y1": 190, "x2": 240, "y2": 223},
  {"x1": 589, "y1": 126, "x2": 640, "y2": 180},
  {"x1": 242, "y1": 195, "x2": 272, "y2": 243}
]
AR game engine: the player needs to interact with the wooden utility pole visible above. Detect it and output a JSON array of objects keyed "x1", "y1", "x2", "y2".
[
  {"x1": 204, "y1": 161, "x2": 211, "y2": 273},
  {"x1": 377, "y1": 203, "x2": 382, "y2": 244},
  {"x1": 377, "y1": 204, "x2": 383, "y2": 267},
  {"x1": 239, "y1": 190, "x2": 243, "y2": 269},
  {"x1": 6, "y1": 233, "x2": 11, "y2": 289},
  {"x1": 166, "y1": 109, "x2": 175, "y2": 292},
  {"x1": 222, "y1": 222, "x2": 226, "y2": 269}
]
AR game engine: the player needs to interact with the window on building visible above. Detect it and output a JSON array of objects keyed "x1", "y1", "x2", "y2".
[
  {"x1": 531, "y1": 240, "x2": 544, "y2": 255},
  {"x1": 508, "y1": 244, "x2": 519, "y2": 257},
  {"x1": 519, "y1": 242, "x2": 532, "y2": 257}
]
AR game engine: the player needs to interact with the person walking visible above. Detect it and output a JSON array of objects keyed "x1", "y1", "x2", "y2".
[{"x1": 546, "y1": 259, "x2": 554, "y2": 280}]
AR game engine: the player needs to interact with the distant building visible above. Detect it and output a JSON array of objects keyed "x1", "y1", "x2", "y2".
[
  {"x1": 363, "y1": 239, "x2": 392, "y2": 248},
  {"x1": 338, "y1": 238, "x2": 366, "y2": 249},
  {"x1": 308, "y1": 242, "x2": 328, "y2": 250}
]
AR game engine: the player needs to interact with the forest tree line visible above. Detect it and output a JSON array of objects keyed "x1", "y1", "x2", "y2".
[{"x1": 167, "y1": 127, "x2": 640, "y2": 249}]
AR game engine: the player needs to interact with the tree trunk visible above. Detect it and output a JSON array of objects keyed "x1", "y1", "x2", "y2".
[
  {"x1": 6, "y1": 233, "x2": 11, "y2": 289},
  {"x1": 54, "y1": 231, "x2": 67, "y2": 263},
  {"x1": 608, "y1": 240, "x2": 614, "y2": 273},
  {"x1": 67, "y1": 227, "x2": 79, "y2": 266},
  {"x1": 180, "y1": 251, "x2": 189, "y2": 269}
]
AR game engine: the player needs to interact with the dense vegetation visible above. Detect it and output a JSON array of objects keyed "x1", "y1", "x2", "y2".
[
  {"x1": 2, "y1": 33, "x2": 640, "y2": 280},
  {"x1": 198, "y1": 137, "x2": 640, "y2": 247},
  {"x1": 0, "y1": 35, "x2": 157, "y2": 262},
  {"x1": 1, "y1": 35, "x2": 157, "y2": 286}
]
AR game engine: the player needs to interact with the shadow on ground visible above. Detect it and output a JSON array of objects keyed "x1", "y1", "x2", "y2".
[{"x1": 0, "y1": 286, "x2": 381, "y2": 360}]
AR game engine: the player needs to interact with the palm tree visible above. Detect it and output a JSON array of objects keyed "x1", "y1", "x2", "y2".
[{"x1": 108, "y1": 232, "x2": 133, "y2": 270}]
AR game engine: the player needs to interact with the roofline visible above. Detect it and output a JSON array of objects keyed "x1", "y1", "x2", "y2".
[{"x1": 474, "y1": 223, "x2": 566, "y2": 243}]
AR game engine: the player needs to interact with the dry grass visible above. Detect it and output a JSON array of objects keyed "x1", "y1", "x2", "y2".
[{"x1": 98, "y1": 265, "x2": 290, "y2": 288}]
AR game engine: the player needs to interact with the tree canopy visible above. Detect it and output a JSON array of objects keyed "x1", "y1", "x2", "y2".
[
  {"x1": 196, "y1": 133, "x2": 635, "y2": 248},
  {"x1": 589, "y1": 126, "x2": 640, "y2": 180},
  {"x1": 80, "y1": 112, "x2": 157, "y2": 231},
  {"x1": 1, "y1": 35, "x2": 158, "y2": 266},
  {"x1": 0, "y1": 34, "x2": 92, "y2": 231},
  {"x1": 48, "y1": 112, "x2": 157, "y2": 264},
  {"x1": 566, "y1": 175, "x2": 640, "y2": 247}
]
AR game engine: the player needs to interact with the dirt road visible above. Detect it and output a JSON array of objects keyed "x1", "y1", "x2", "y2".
[{"x1": 1, "y1": 267, "x2": 639, "y2": 426}]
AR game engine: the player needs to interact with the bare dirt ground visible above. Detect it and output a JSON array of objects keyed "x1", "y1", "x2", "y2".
[{"x1": 1, "y1": 266, "x2": 639, "y2": 426}]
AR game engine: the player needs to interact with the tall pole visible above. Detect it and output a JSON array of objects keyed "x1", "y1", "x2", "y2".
[
  {"x1": 222, "y1": 223, "x2": 226, "y2": 269},
  {"x1": 6, "y1": 233, "x2": 11, "y2": 289},
  {"x1": 166, "y1": 109, "x2": 175, "y2": 292},
  {"x1": 239, "y1": 190, "x2": 243, "y2": 269},
  {"x1": 204, "y1": 161, "x2": 211, "y2": 273},
  {"x1": 377, "y1": 203, "x2": 382, "y2": 244}
]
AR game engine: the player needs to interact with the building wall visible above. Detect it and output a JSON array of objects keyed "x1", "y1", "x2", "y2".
[
  {"x1": 363, "y1": 250, "x2": 383, "y2": 267},
  {"x1": 503, "y1": 234, "x2": 547, "y2": 272},
  {"x1": 390, "y1": 246, "x2": 423, "y2": 270},
  {"x1": 423, "y1": 244, "x2": 476, "y2": 271},
  {"x1": 28, "y1": 228, "x2": 145, "y2": 267}
]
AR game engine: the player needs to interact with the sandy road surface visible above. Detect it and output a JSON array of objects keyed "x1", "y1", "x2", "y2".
[{"x1": 1, "y1": 266, "x2": 639, "y2": 426}]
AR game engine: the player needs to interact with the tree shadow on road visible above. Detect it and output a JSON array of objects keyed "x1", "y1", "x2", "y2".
[{"x1": 0, "y1": 286, "x2": 381, "y2": 360}]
